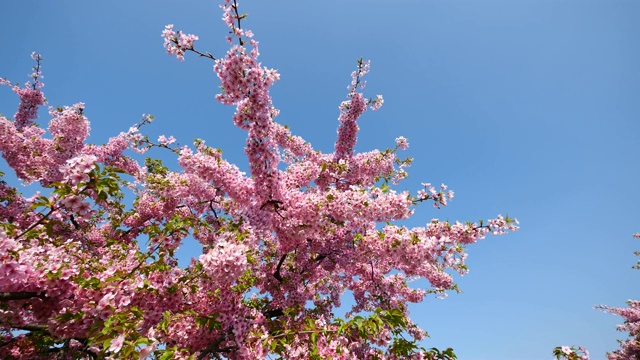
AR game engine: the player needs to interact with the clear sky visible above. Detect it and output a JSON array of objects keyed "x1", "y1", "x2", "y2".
[{"x1": 1, "y1": 1, "x2": 639, "y2": 359}]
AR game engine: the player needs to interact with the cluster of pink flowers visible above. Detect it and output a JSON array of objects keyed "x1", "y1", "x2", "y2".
[
  {"x1": 395, "y1": 136, "x2": 409, "y2": 150},
  {"x1": 162, "y1": 24, "x2": 199, "y2": 61},
  {"x1": 61, "y1": 154, "x2": 97, "y2": 186},
  {"x1": 158, "y1": 134, "x2": 176, "y2": 146},
  {"x1": 416, "y1": 182, "x2": 455, "y2": 208},
  {"x1": 554, "y1": 345, "x2": 590, "y2": 360},
  {"x1": 48, "y1": 103, "x2": 90, "y2": 153},
  {"x1": 199, "y1": 233, "x2": 249, "y2": 285},
  {"x1": 369, "y1": 94, "x2": 384, "y2": 111},
  {"x1": 0, "y1": 52, "x2": 45, "y2": 129}
]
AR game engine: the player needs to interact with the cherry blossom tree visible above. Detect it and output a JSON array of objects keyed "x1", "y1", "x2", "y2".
[
  {"x1": 598, "y1": 299, "x2": 640, "y2": 360},
  {"x1": 595, "y1": 234, "x2": 640, "y2": 360},
  {"x1": 0, "y1": 1, "x2": 517, "y2": 359},
  {"x1": 555, "y1": 233, "x2": 640, "y2": 360}
]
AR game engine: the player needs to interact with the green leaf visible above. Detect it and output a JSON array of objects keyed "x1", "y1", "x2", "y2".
[{"x1": 158, "y1": 350, "x2": 175, "y2": 360}]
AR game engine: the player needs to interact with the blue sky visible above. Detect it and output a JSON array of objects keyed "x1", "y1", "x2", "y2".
[{"x1": 1, "y1": 1, "x2": 639, "y2": 359}]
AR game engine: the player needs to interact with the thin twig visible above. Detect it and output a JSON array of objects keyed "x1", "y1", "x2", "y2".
[{"x1": 14, "y1": 207, "x2": 56, "y2": 240}]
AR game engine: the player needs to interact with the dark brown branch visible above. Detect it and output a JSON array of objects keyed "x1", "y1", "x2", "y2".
[
  {"x1": 260, "y1": 199, "x2": 283, "y2": 210},
  {"x1": 69, "y1": 214, "x2": 80, "y2": 229},
  {"x1": 263, "y1": 308, "x2": 284, "y2": 319},
  {"x1": 14, "y1": 207, "x2": 56, "y2": 240},
  {"x1": 197, "y1": 329, "x2": 234, "y2": 360},
  {"x1": 13, "y1": 324, "x2": 48, "y2": 332},
  {"x1": 232, "y1": 0, "x2": 244, "y2": 46},
  {"x1": 273, "y1": 253, "x2": 287, "y2": 282},
  {"x1": 260, "y1": 199, "x2": 285, "y2": 219},
  {"x1": 0, "y1": 292, "x2": 46, "y2": 301},
  {"x1": 209, "y1": 200, "x2": 218, "y2": 219},
  {"x1": 31, "y1": 54, "x2": 43, "y2": 90},
  {"x1": 186, "y1": 47, "x2": 217, "y2": 61},
  {"x1": 176, "y1": 198, "x2": 218, "y2": 209},
  {"x1": 370, "y1": 261, "x2": 375, "y2": 282},
  {"x1": 0, "y1": 338, "x2": 15, "y2": 349},
  {"x1": 314, "y1": 254, "x2": 327, "y2": 263},
  {"x1": 5, "y1": 325, "x2": 98, "y2": 360}
]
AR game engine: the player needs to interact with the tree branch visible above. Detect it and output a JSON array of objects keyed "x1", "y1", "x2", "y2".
[
  {"x1": 14, "y1": 207, "x2": 56, "y2": 240},
  {"x1": 263, "y1": 308, "x2": 284, "y2": 319},
  {"x1": 273, "y1": 253, "x2": 287, "y2": 282},
  {"x1": 6, "y1": 324, "x2": 98, "y2": 359},
  {"x1": 0, "y1": 292, "x2": 46, "y2": 301},
  {"x1": 13, "y1": 324, "x2": 48, "y2": 332},
  {"x1": 197, "y1": 329, "x2": 234, "y2": 360}
]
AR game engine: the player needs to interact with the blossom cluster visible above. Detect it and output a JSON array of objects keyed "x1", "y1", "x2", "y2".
[
  {"x1": 199, "y1": 234, "x2": 249, "y2": 285},
  {"x1": 162, "y1": 24, "x2": 199, "y2": 61},
  {"x1": 553, "y1": 345, "x2": 590, "y2": 360},
  {"x1": 61, "y1": 154, "x2": 97, "y2": 186}
]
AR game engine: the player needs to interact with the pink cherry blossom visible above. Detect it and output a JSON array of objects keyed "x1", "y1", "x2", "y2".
[
  {"x1": 108, "y1": 334, "x2": 125, "y2": 354},
  {"x1": 395, "y1": 136, "x2": 409, "y2": 150}
]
